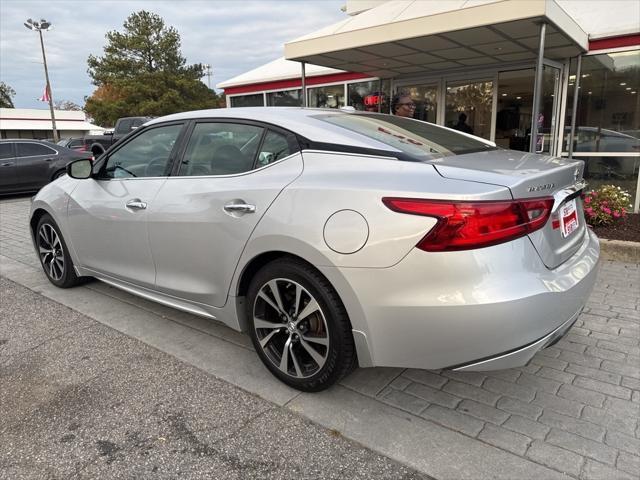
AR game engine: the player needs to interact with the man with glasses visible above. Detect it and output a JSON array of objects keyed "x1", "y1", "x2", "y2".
[{"x1": 391, "y1": 93, "x2": 416, "y2": 118}]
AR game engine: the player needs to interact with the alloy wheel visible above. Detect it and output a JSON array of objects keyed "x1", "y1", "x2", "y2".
[
  {"x1": 38, "y1": 223, "x2": 65, "y2": 281},
  {"x1": 253, "y1": 278, "x2": 330, "y2": 379}
]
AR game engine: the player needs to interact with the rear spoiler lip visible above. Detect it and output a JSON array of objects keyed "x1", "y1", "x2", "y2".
[{"x1": 551, "y1": 179, "x2": 587, "y2": 212}]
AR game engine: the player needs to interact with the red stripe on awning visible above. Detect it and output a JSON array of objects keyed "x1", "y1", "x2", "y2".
[
  {"x1": 589, "y1": 33, "x2": 640, "y2": 51},
  {"x1": 223, "y1": 72, "x2": 371, "y2": 95}
]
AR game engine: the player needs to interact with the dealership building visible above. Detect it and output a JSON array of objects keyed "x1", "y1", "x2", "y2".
[
  {"x1": 218, "y1": 0, "x2": 640, "y2": 212},
  {"x1": 0, "y1": 108, "x2": 105, "y2": 139}
]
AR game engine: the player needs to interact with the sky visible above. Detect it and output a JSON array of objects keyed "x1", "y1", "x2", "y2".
[{"x1": 0, "y1": 0, "x2": 346, "y2": 109}]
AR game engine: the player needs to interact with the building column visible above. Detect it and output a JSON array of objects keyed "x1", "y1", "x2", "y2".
[
  {"x1": 301, "y1": 62, "x2": 307, "y2": 107},
  {"x1": 530, "y1": 22, "x2": 547, "y2": 153},
  {"x1": 568, "y1": 55, "x2": 582, "y2": 159}
]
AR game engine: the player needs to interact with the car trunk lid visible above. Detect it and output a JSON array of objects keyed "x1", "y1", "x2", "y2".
[{"x1": 430, "y1": 150, "x2": 587, "y2": 269}]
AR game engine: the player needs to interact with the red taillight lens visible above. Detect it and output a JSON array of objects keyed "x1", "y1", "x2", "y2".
[{"x1": 382, "y1": 197, "x2": 554, "y2": 252}]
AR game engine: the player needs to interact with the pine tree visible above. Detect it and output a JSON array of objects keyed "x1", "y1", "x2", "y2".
[{"x1": 85, "y1": 11, "x2": 218, "y2": 125}]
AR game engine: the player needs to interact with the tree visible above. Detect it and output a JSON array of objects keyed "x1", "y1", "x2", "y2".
[
  {"x1": 54, "y1": 99, "x2": 83, "y2": 111},
  {"x1": 85, "y1": 11, "x2": 219, "y2": 126},
  {"x1": 0, "y1": 82, "x2": 16, "y2": 108}
]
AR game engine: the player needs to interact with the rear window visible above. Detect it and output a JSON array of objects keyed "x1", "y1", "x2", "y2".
[
  {"x1": 314, "y1": 113, "x2": 497, "y2": 159},
  {"x1": 16, "y1": 142, "x2": 57, "y2": 157}
]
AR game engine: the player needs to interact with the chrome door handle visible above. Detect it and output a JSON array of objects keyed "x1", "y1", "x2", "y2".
[
  {"x1": 1, "y1": 162, "x2": 13, "y2": 167},
  {"x1": 224, "y1": 203, "x2": 256, "y2": 214},
  {"x1": 126, "y1": 200, "x2": 147, "y2": 210}
]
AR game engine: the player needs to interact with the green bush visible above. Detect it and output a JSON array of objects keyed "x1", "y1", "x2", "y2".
[{"x1": 583, "y1": 185, "x2": 632, "y2": 226}]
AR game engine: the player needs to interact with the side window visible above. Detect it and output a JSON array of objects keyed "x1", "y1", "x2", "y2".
[
  {"x1": 0, "y1": 144, "x2": 14, "y2": 160},
  {"x1": 16, "y1": 143, "x2": 56, "y2": 157},
  {"x1": 179, "y1": 122, "x2": 264, "y2": 176},
  {"x1": 103, "y1": 124, "x2": 182, "y2": 178},
  {"x1": 115, "y1": 119, "x2": 133, "y2": 135},
  {"x1": 257, "y1": 130, "x2": 294, "y2": 167}
]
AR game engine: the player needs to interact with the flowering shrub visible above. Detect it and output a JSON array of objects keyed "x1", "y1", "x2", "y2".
[{"x1": 583, "y1": 185, "x2": 632, "y2": 226}]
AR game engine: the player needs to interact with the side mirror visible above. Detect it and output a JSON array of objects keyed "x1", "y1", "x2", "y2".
[{"x1": 67, "y1": 159, "x2": 93, "y2": 179}]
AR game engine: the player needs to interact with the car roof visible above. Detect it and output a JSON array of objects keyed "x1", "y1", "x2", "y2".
[
  {"x1": 146, "y1": 107, "x2": 404, "y2": 152},
  {"x1": 0, "y1": 139, "x2": 53, "y2": 143}
]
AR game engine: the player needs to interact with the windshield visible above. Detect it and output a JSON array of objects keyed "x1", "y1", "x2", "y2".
[{"x1": 314, "y1": 112, "x2": 497, "y2": 159}]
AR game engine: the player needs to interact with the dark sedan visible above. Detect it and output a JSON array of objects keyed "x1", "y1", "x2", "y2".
[{"x1": 0, "y1": 139, "x2": 92, "y2": 195}]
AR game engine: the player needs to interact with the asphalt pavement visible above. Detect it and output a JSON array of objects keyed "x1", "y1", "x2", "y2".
[{"x1": 0, "y1": 276, "x2": 429, "y2": 480}]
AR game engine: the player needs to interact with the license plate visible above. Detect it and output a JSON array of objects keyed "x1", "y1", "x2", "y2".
[{"x1": 560, "y1": 199, "x2": 579, "y2": 238}]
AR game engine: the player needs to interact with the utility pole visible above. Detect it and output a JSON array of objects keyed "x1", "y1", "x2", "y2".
[
  {"x1": 203, "y1": 64, "x2": 213, "y2": 89},
  {"x1": 24, "y1": 18, "x2": 58, "y2": 142}
]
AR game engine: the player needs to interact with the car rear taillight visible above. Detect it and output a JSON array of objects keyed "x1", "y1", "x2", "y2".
[{"x1": 382, "y1": 197, "x2": 554, "y2": 252}]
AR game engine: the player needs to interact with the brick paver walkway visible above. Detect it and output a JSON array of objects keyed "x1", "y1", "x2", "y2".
[{"x1": 1, "y1": 197, "x2": 638, "y2": 479}]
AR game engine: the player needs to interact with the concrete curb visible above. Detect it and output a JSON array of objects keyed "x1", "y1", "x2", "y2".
[{"x1": 599, "y1": 238, "x2": 640, "y2": 263}]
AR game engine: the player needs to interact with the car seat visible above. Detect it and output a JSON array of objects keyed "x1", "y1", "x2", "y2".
[{"x1": 211, "y1": 144, "x2": 252, "y2": 175}]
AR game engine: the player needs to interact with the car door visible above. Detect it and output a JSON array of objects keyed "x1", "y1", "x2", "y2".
[
  {"x1": 66, "y1": 122, "x2": 185, "y2": 288},
  {"x1": 15, "y1": 142, "x2": 59, "y2": 189},
  {"x1": 148, "y1": 121, "x2": 303, "y2": 307},
  {"x1": 0, "y1": 142, "x2": 17, "y2": 192}
]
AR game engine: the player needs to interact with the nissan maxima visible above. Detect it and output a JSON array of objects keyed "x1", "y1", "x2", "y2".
[{"x1": 29, "y1": 108, "x2": 599, "y2": 391}]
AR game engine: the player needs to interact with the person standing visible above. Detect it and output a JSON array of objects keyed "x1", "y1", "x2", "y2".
[
  {"x1": 453, "y1": 113, "x2": 474, "y2": 135},
  {"x1": 391, "y1": 93, "x2": 416, "y2": 118}
]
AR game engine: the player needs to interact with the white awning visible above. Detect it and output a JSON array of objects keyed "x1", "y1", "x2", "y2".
[
  {"x1": 0, "y1": 119, "x2": 104, "y2": 131},
  {"x1": 217, "y1": 57, "x2": 346, "y2": 90},
  {"x1": 284, "y1": 0, "x2": 588, "y2": 78}
]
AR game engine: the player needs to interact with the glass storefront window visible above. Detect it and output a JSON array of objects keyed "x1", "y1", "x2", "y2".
[
  {"x1": 308, "y1": 84, "x2": 344, "y2": 109},
  {"x1": 267, "y1": 89, "x2": 302, "y2": 106},
  {"x1": 445, "y1": 80, "x2": 493, "y2": 140},
  {"x1": 564, "y1": 49, "x2": 640, "y2": 206},
  {"x1": 496, "y1": 69, "x2": 534, "y2": 151},
  {"x1": 564, "y1": 50, "x2": 640, "y2": 153},
  {"x1": 398, "y1": 84, "x2": 438, "y2": 123},
  {"x1": 230, "y1": 94, "x2": 264, "y2": 107},
  {"x1": 348, "y1": 80, "x2": 390, "y2": 113}
]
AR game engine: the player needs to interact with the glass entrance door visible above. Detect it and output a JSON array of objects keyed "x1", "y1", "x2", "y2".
[
  {"x1": 535, "y1": 65, "x2": 561, "y2": 154},
  {"x1": 445, "y1": 80, "x2": 494, "y2": 140},
  {"x1": 496, "y1": 69, "x2": 535, "y2": 151}
]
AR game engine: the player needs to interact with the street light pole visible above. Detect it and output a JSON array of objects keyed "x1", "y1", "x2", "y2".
[{"x1": 25, "y1": 18, "x2": 58, "y2": 142}]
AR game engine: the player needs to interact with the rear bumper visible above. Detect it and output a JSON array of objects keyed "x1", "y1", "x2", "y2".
[
  {"x1": 452, "y1": 309, "x2": 579, "y2": 371},
  {"x1": 324, "y1": 228, "x2": 599, "y2": 370}
]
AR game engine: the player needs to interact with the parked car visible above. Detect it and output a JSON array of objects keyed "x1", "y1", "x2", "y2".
[
  {"x1": 83, "y1": 116, "x2": 153, "y2": 158},
  {"x1": 0, "y1": 139, "x2": 92, "y2": 195},
  {"x1": 29, "y1": 108, "x2": 599, "y2": 391}
]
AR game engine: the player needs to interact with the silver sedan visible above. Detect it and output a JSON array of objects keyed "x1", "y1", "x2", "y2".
[{"x1": 29, "y1": 108, "x2": 599, "y2": 391}]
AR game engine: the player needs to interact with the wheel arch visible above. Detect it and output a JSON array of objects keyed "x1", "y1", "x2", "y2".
[{"x1": 30, "y1": 207, "x2": 50, "y2": 239}]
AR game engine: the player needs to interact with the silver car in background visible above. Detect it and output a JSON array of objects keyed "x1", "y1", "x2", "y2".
[{"x1": 29, "y1": 108, "x2": 599, "y2": 391}]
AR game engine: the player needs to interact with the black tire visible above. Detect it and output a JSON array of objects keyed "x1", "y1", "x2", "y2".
[
  {"x1": 35, "y1": 214, "x2": 83, "y2": 288},
  {"x1": 91, "y1": 146, "x2": 105, "y2": 159},
  {"x1": 247, "y1": 257, "x2": 356, "y2": 392}
]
